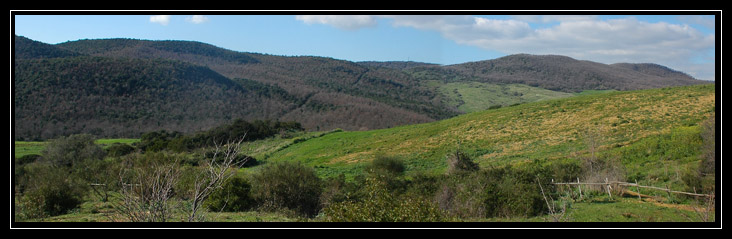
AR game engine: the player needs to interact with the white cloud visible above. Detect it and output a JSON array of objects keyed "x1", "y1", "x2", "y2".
[
  {"x1": 511, "y1": 15, "x2": 598, "y2": 23},
  {"x1": 186, "y1": 15, "x2": 209, "y2": 24},
  {"x1": 295, "y1": 15, "x2": 377, "y2": 30},
  {"x1": 294, "y1": 15, "x2": 715, "y2": 80},
  {"x1": 387, "y1": 15, "x2": 715, "y2": 80},
  {"x1": 678, "y1": 15, "x2": 715, "y2": 29},
  {"x1": 149, "y1": 15, "x2": 171, "y2": 26}
]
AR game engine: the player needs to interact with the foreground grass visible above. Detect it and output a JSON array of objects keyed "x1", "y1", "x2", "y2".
[{"x1": 20, "y1": 193, "x2": 711, "y2": 223}]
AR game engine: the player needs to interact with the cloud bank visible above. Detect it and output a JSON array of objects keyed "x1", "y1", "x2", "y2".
[
  {"x1": 295, "y1": 15, "x2": 377, "y2": 30},
  {"x1": 296, "y1": 15, "x2": 715, "y2": 80}
]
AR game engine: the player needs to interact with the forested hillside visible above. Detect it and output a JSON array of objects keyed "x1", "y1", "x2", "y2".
[
  {"x1": 410, "y1": 54, "x2": 704, "y2": 92},
  {"x1": 14, "y1": 56, "x2": 289, "y2": 140},
  {"x1": 13, "y1": 36, "x2": 707, "y2": 140}
]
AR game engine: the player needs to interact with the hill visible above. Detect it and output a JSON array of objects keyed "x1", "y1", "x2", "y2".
[
  {"x1": 14, "y1": 56, "x2": 288, "y2": 140},
  {"x1": 13, "y1": 36, "x2": 708, "y2": 140},
  {"x1": 410, "y1": 54, "x2": 705, "y2": 92},
  {"x1": 14, "y1": 35, "x2": 80, "y2": 59},
  {"x1": 257, "y1": 84, "x2": 715, "y2": 179},
  {"x1": 357, "y1": 61, "x2": 439, "y2": 70}
]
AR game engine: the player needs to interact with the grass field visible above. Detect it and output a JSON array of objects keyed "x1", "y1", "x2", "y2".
[{"x1": 13, "y1": 138, "x2": 139, "y2": 159}]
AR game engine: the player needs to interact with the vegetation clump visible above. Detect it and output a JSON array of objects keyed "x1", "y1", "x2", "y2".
[{"x1": 249, "y1": 161, "x2": 323, "y2": 217}]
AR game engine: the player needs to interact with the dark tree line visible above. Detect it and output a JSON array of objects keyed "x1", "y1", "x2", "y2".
[{"x1": 136, "y1": 119, "x2": 303, "y2": 153}]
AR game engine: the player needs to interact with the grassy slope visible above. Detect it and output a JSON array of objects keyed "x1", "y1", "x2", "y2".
[
  {"x1": 426, "y1": 80, "x2": 576, "y2": 113},
  {"x1": 264, "y1": 84, "x2": 715, "y2": 180}
]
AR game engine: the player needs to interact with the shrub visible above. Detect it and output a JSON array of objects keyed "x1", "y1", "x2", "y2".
[
  {"x1": 684, "y1": 115, "x2": 716, "y2": 194},
  {"x1": 106, "y1": 143, "x2": 136, "y2": 157},
  {"x1": 73, "y1": 158, "x2": 122, "y2": 202},
  {"x1": 204, "y1": 176, "x2": 254, "y2": 212},
  {"x1": 17, "y1": 164, "x2": 85, "y2": 219},
  {"x1": 137, "y1": 130, "x2": 182, "y2": 152},
  {"x1": 320, "y1": 174, "x2": 352, "y2": 209},
  {"x1": 363, "y1": 155, "x2": 408, "y2": 194},
  {"x1": 16, "y1": 154, "x2": 42, "y2": 166},
  {"x1": 365, "y1": 154, "x2": 405, "y2": 176},
  {"x1": 250, "y1": 161, "x2": 322, "y2": 217},
  {"x1": 323, "y1": 176, "x2": 449, "y2": 222},
  {"x1": 41, "y1": 134, "x2": 105, "y2": 168},
  {"x1": 436, "y1": 166, "x2": 548, "y2": 219},
  {"x1": 446, "y1": 149, "x2": 479, "y2": 175}
]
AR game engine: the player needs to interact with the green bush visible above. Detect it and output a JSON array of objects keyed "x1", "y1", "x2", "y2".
[
  {"x1": 204, "y1": 176, "x2": 254, "y2": 212},
  {"x1": 365, "y1": 154, "x2": 405, "y2": 176},
  {"x1": 446, "y1": 150, "x2": 479, "y2": 175},
  {"x1": 322, "y1": 176, "x2": 449, "y2": 222},
  {"x1": 17, "y1": 164, "x2": 85, "y2": 219},
  {"x1": 250, "y1": 161, "x2": 322, "y2": 217},
  {"x1": 436, "y1": 165, "x2": 548, "y2": 219},
  {"x1": 320, "y1": 174, "x2": 354, "y2": 209},
  {"x1": 106, "y1": 143, "x2": 136, "y2": 157},
  {"x1": 16, "y1": 154, "x2": 42, "y2": 166},
  {"x1": 41, "y1": 134, "x2": 105, "y2": 167}
]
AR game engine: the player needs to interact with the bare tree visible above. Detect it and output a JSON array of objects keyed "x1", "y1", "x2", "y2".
[
  {"x1": 186, "y1": 137, "x2": 249, "y2": 222},
  {"x1": 582, "y1": 128, "x2": 601, "y2": 175},
  {"x1": 690, "y1": 190, "x2": 715, "y2": 222},
  {"x1": 537, "y1": 177, "x2": 570, "y2": 222},
  {"x1": 116, "y1": 156, "x2": 181, "y2": 222}
]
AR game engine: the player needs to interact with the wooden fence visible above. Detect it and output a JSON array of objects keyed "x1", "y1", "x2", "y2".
[{"x1": 551, "y1": 178, "x2": 713, "y2": 200}]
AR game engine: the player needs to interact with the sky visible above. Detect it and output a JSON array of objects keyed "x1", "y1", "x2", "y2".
[{"x1": 13, "y1": 12, "x2": 717, "y2": 81}]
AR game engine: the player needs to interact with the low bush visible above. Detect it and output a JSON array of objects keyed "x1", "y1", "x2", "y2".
[
  {"x1": 322, "y1": 176, "x2": 449, "y2": 222},
  {"x1": 106, "y1": 143, "x2": 136, "y2": 157},
  {"x1": 41, "y1": 134, "x2": 105, "y2": 167},
  {"x1": 17, "y1": 164, "x2": 86, "y2": 219},
  {"x1": 436, "y1": 165, "x2": 548, "y2": 219},
  {"x1": 446, "y1": 149, "x2": 479, "y2": 175},
  {"x1": 204, "y1": 176, "x2": 254, "y2": 212},
  {"x1": 16, "y1": 154, "x2": 42, "y2": 166},
  {"x1": 250, "y1": 161, "x2": 322, "y2": 217}
]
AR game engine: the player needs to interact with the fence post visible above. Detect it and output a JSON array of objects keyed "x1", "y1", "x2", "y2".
[
  {"x1": 605, "y1": 178, "x2": 612, "y2": 199},
  {"x1": 577, "y1": 177, "x2": 583, "y2": 199},
  {"x1": 635, "y1": 179, "x2": 641, "y2": 200}
]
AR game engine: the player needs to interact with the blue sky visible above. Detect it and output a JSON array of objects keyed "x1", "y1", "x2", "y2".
[{"x1": 13, "y1": 13, "x2": 716, "y2": 80}]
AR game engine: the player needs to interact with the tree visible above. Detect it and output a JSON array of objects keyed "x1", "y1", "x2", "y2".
[
  {"x1": 41, "y1": 134, "x2": 105, "y2": 168},
  {"x1": 185, "y1": 137, "x2": 248, "y2": 222},
  {"x1": 115, "y1": 153, "x2": 181, "y2": 222}
]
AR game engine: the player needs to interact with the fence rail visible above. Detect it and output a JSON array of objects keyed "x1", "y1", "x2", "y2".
[{"x1": 551, "y1": 178, "x2": 713, "y2": 199}]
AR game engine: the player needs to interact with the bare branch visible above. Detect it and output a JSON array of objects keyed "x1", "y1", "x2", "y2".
[{"x1": 186, "y1": 135, "x2": 248, "y2": 222}]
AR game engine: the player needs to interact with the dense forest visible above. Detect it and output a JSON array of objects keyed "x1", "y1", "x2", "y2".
[{"x1": 13, "y1": 35, "x2": 706, "y2": 140}]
